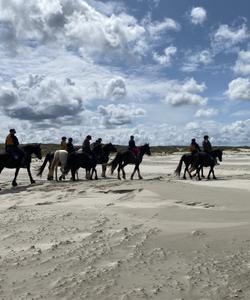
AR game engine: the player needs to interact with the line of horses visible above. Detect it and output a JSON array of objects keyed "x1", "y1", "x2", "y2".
[{"x1": 0, "y1": 143, "x2": 223, "y2": 189}]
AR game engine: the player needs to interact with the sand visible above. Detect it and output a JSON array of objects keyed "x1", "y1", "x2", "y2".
[{"x1": 0, "y1": 151, "x2": 250, "y2": 300}]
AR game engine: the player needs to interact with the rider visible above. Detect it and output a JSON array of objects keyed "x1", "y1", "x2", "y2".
[
  {"x1": 66, "y1": 137, "x2": 75, "y2": 153},
  {"x1": 92, "y1": 138, "x2": 102, "y2": 160},
  {"x1": 189, "y1": 138, "x2": 201, "y2": 154},
  {"x1": 202, "y1": 135, "x2": 219, "y2": 165},
  {"x1": 82, "y1": 135, "x2": 96, "y2": 161},
  {"x1": 128, "y1": 135, "x2": 139, "y2": 157},
  {"x1": 5, "y1": 129, "x2": 25, "y2": 163},
  {"x1": 60, "y1": 136, "x2": 67, "y2": 150}
]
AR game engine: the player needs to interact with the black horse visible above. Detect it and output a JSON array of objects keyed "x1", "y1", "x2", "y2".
[
  {"x1": 108, "y1": 144, "x2": 151, "y2": 180},
  {"x1": 92, "y1": 143, "x2": 117, "y2": 177},
  {"x1": 175, "y1": 149, "x2": 223, "y2": 180},
  {"x1": 66, "y1": 151, "x2": 97, "y2": 181},
  {"x1": 37, "y1": 143, "x2": 117, "y2": 179},
  {"x1": 0, "y1": 144, "x2": 42, "y2": 187}
]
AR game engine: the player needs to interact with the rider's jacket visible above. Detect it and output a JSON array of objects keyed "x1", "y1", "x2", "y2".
[
  {"x1": 5, "y1": 134, "x2": 19, "y2": 147},
  {"x1": 60, "y1": 141, "x2": 67, "y2": 151},
  {"x1": 202, "y1": 140, "x2": 212, "y2": 153}
]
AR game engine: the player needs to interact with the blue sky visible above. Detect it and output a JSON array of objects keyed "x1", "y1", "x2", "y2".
[{"x1": 0, "y1": 0, "x2": 250, "y2": 145}]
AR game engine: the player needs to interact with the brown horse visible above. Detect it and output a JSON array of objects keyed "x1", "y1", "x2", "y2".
[
  {"x1": 0, "y1": 144, "x2": 42, "y2": 187},
  {"x1": 108, "y1": 144, "x2": 151, "y2": 180}
]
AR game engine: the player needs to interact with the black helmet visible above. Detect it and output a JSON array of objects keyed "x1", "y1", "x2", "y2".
[
  {"x1": 204, "y1": 135, "x2": 209, "y2": 139},
  {"x1": 68, "y1": 137, "x2": 73, "y2": 142},
  {"x1": 87, "y1": 135, "x2": 92, "y2": 140},
  {"x1": 130, "y1": 135, "x2": 134, "y2": 139},
  {"x1": 10, "y1": 128, "x2": 16, "y2": 134},
  {"x1": 97, "y1": 138, "x2": 102, "y2": 142},
  {"x1": 62, "y1": 136, "x2": 67, "y2": 140},
  {"x1": 191, "y1": 138, "x2": 196, "y2": 142}
]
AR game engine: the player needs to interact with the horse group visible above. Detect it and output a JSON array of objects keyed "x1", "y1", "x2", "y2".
[{"x1": 0, "y1": 143, "x2": 223, "y2": 189}]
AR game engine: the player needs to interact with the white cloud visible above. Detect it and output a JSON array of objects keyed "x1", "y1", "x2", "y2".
[
  {"x1": 182, "y1": 50, "x2": 213, "y2": 72},
  {"x1": 190, "y1": 7, "x2": 207, "y2": 25},
  {"x1": 195, "y1": 108, "x2": 218, "y2": 118},
  {"x1": 105, "y1": 77, "x2": 127, "y2": 100},
  {"x1": 98, "y1": 104, "x2": 145, "y2": 128},
  {"x1": 0, "y1": 75, "x2": 86, "y2": 123},
  {"x1": 153, "y1": 46, "x2": 177, "y2": 66},
  {"x1": 147, "y1": 18, "x2": 181, "y2": 37},
  {"x1": 212, "y1": 23, "x2": 249, "y2": 52},
  {"x1": 233, "y1": 50, "x2": 250, "y2": 75},
  {"x1": 165, "y1": 78, "x2": 207, "y2": 106},
  {"x1": 225, "y1": 77, "x2": 250, "y2": 101}
]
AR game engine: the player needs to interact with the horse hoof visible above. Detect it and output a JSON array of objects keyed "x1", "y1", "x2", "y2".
[
  {"x1": 130, "y1": 177, "x2": 133, "y2": 180},
  {"x1": 31, "y1": 180, "x2": 35, "y2": 184},
  {"x1": 139, "y1": 177, "x2": 143, "y2": 180},
  {"x1": 118, "y1": 177, "x2": 121, "y2": 180},
  {"x1": 47, "y1": 176, "x2": 53, "y2": 181},
  {"x1": 12, "y1": 182, "x2": 17, "y2": 187}
]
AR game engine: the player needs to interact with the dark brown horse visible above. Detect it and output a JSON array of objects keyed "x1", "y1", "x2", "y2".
[
  {"x1": 175, "y1": 149, "x2": 223, "y2": 180},
  {"x1": 0, "y1": 144, "x2": 42, "y2": 187},
  {"x1": 92, "y1": 143, "x2": 117, "y2": 177},
  {"x1": 108, "y1": 144, "x2": 151, "y2": 180}
]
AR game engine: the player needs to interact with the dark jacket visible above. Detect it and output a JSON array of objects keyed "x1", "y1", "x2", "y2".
[
  {"x1": 82, "y1": 138, "x2": 91, "y2": 153},
  {"x1": 190, "y1": 141, "x2": 201, "y2": 153},
  {"x1": 128, "y1": 139, "x2": 136, "y2": 149},
  {"x1": 203, "y1": 140, "x2": 212, "y2": 153},
  {"x1": 66, "y1": 142, "x2": 75, "y2": 153}
]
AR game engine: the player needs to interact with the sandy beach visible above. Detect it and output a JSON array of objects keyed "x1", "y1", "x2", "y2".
[{"x1": 0, "y1": 150, "x2": 250, "y2": 300}]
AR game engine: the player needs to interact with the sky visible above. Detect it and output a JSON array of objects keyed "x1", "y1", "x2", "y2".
[{"x1": 0, "y1": 0, "x2": 250, "y2": 146}]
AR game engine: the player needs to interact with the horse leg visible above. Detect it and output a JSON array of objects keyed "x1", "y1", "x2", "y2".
[
  {"x1": 94, "y1": 168, "x2": 98, "y2": 180},
  {"x1": 131, "y1": 165, "x2": 136, "y2": 180},
  {"x1": 196, "y1": 167, "x2": 201, "y2": 181},
  {"x1": 27, "y1": 164, "x2": 35, "y2": 184},
  {"x1": 121, "y1": 163, "x2": 127, "y2": 179},
  {"x1": 183, "y1": 166, "x2": 188, "y2": 179},
  {"x1": 137, "y1": 166, "x2": 143, "y2": 180},
  {"x1": 101, "y1": 165, "x2": 106, "y2": 178},
  {"x1": 212, "y1": 167, "x2": 217, "y2": 180},
  {"x1": 12, "y1": 168, "x2": 20, "y2": 187},
  {"x1": 201, "y1": 167, "x2": 205, "y2": 178},
  {"x1": 117, "y1": 164, "x2": 122, "y2": 180}
]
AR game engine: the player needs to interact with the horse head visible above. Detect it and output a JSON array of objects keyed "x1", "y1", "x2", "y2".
[
  {"x1": 23, "y1": 144, "x2": 42, "y2": 159},
  {"x1": 103, "y1": 143, "x2": 117, "y2": 153},
  {"x1": 142, "y1": 143, "x2": 151, "y2": 156},
  {"x1": 217, "y1": 149, "x2": 223, "y2": 162}
]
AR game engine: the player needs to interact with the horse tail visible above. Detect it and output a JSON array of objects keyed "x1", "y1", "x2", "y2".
[
  {"x1": 37, "y1": 153, "x2": 52, "y2": 177},
  {"x1": 107, "y1": 152, "x2": 121, "y2": 174},
  {"x1": 174, "y1": 155, "x2": 184, "y2": 177}
]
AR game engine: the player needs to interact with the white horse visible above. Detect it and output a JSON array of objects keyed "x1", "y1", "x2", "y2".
[{"x1": 47, "y1": 150, "x2": 68, "y2": 181}]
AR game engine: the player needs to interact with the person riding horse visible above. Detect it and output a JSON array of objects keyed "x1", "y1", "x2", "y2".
[
  {"x1": 5, "y1": 129, "x2": 25, "y2": 164},
  {"x1": 202, "y1": 135, "x2": 219, "y2": 165},
  {"x1": 128, "y1": 135, "x2": 139, "y2": 157},
  {"x1": 189, "y1": 138, "x2": 201, "y2": 154},
  {"x1": 66, "y1": 137, "x2": 75, "y2": 153},
  {"x1": 92, "y1": 138, "x2": 102, "y2": 160},
  {"x1": 60, "y1": 136, "x2": 67, "y2": 150},
  {"x1": 82, "y1": 135, "x2": 96, "y2": 162}
]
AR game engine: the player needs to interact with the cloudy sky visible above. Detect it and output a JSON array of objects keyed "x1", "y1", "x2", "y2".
[{"x1": 0, "y1": 0, "x2": 250, "y2": 145}]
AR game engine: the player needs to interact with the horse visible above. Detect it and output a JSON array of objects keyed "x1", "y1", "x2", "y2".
[
  {"x1": 0, "y1": 144, "x2": 42, "y2": 187},
  {"x1": 47, "y1": 150, "x2": 68, "y2": 181},
  {"x1": 92, "y1": 143, "x2": 117, "y2": 177},
  {"x1": 66, "y1": 151, "x2": 97, "y2": 181},
  {"x1": 108, "y1": 144, "x2": 151, "y2": 180},
  {"x1": 175, "y1": 149, "x2": 223, "y2": 180}
]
